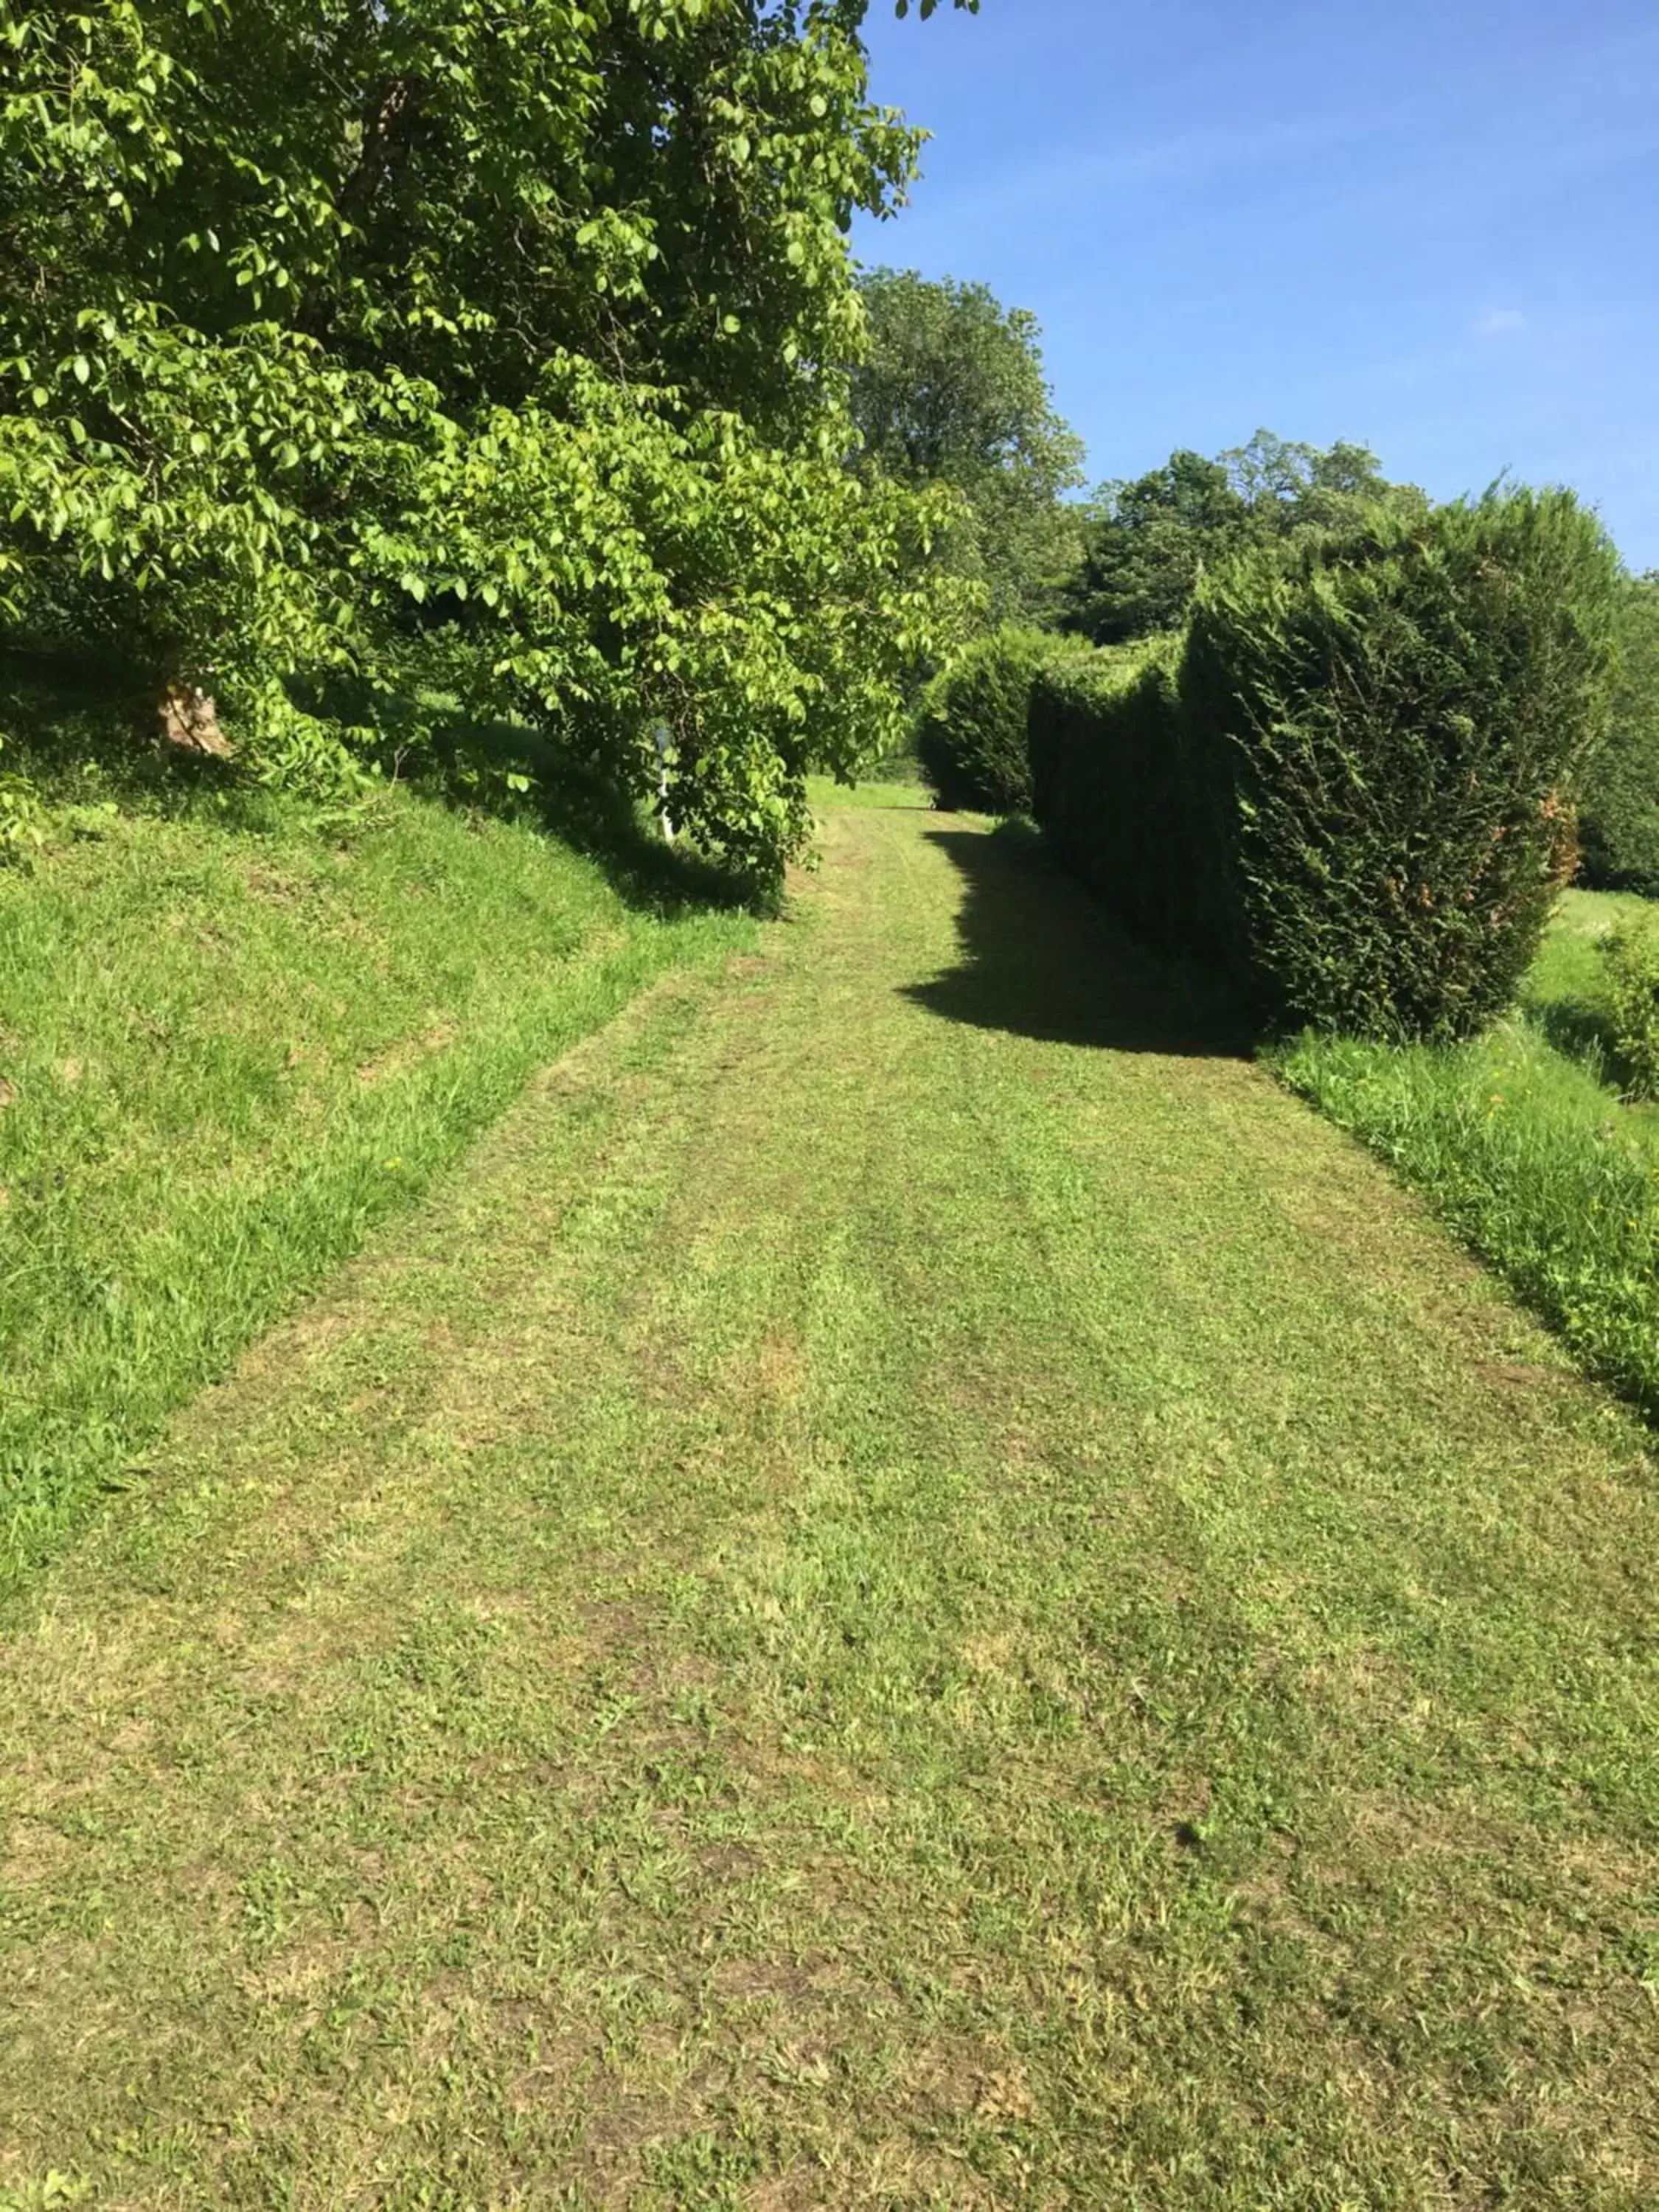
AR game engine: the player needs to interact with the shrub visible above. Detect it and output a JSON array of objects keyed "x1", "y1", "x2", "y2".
[
  {"x1": 0, "y1": 737, "x2": 47, "y2": 864},
  {"x1": 1601, "y1": 923, "x2": 1659, "y2": 1099},
  {"x1": 1578, "y1": 576, "x2": 1659, "y2": 892},
  {"x1": 1032, "y1": 487, "x2": 1619, "y2": 1040},
  {"x1": 915, "y1": 625, "x2": 1063, "y2": 813},
  {"x1": 1026, "y1": 634, "x2": 1232, "y2": 954},
  {"x1": 1180, "y1": 491, "x2": 1618, "y2": 1038}
]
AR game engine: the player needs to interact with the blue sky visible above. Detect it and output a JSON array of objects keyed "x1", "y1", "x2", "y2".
[{"x1": 852, "y1": 0, "x2": 1659, "y2": 569}]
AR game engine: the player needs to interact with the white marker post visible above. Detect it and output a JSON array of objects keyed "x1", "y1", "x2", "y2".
[{"x1": 653, "y1": 720, "x2": 676, "y2": 844}]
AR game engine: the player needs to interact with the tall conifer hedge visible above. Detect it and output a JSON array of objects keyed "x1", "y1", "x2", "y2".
[
  {"x1": 917, "y1": 626, "x2": 1085, "y2": 814},
  {"x1": 1027, "y1": 635, "x2": 1228, "y2": 954},
  {"x1": 1029, "y1": 490, "x2": 1619, "y2": 1040}
]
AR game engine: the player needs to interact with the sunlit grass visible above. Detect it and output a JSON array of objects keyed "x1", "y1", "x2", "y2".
[
  {"x1": 1276, "y1": 886, "x2": 1659, "y2": 1414},
  {"x1": 0, "y1": 782, "x2": 753, "y2": 1601},
  {"x1": 1, "y1": 807, "x2": 1654, "y2": 2205}
]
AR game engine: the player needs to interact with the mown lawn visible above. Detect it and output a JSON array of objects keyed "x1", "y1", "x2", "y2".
[{"x1": 1, "y1": 803, "x2": 1655, "y2": 2207}]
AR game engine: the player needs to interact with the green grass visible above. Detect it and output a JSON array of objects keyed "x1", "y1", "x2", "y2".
[
  {"x1": 1277, "y1": 886, "x2": 1659, "y2": 1416},
  {"x1": 806, "y1": 770, "x2": 935, "y2": 812},
  {"x1": 1520, "y1": 886, "x2": 1655, "y2": 1071},
  {"x1": 2, "y1": 807, "x2": 1655, "y2": 2206},
  {"x1": 0, "y1": 779, "x2": 753, "y2": 1602}
]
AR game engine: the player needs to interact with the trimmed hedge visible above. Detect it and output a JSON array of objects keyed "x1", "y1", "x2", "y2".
[
  {"x1": 916, "y1": 626, "x2": 1079, "y2": 814},
  {"x1": 1027, "y1": 635, "x2": 1231, "y2": 956},
  {"x1": 1031, "y1": 489, "x2": 1621, "y2": 1040}
]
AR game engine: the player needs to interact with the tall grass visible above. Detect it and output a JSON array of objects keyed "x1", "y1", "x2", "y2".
[
  {"x1": 1276, "y1": 890, "x2": 1659, "y2": 1413},
  {"x1": 0, "y1": 782, "x2": 753, "y2": 1599}
]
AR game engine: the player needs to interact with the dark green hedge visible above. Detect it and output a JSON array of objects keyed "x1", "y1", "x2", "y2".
[
  {"x1": 1031, "y1": 490, "x2": 1620, "y2": 1040},
  {"x1": 1027, "y1": 636, "x2": 1232, "y2": 957},
  {"x1": 917, "y1": 626, "x2": 1078, "y2": 815}
]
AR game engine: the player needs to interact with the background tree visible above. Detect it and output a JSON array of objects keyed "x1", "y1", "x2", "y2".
[
  {"x1": 849, "y1": 269, "x2": 1087, "y2": 627},
  {"x1": 1063, "y1": 430, "x2": 1427, "y2": 645},
  {"x1": 1060, "y1": 450, "x2": 1251, "y2": 644}
]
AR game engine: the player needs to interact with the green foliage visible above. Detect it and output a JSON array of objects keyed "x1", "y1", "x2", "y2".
[
  {"x1": 851, "y1": 270, "x2": 1086, "y2": 627},
  {"x1": 1026, "y1": 633, "x2": 1233, "y2": 953},
  {"x1": 1577, "y1": 575, "x2": 1659, "y2": 891},
  {"x1": 1511, "y1": 883, "x2": 1650, "y2": 1081},
  {"x1": 1186, "y1": 490, "x2": 1618, "y2": 1037},
  {"x1": 0, "y1": 0, "x2": 974, "y2": 887},
  {"x1": 0, "y1": 735, "x2": 47, "y2": 862},
  {"x1": 1062, "y1": 451, "x2": 1251, "y2": 645},
  {"x1": 915, "y1": 625, "x2": 1072, "y2": 813},
  {"x1": 1063, "y1": 430, "x2": 1427, "y2": 647},
  {"x1": 1601, "y1": 922, "x2": 1659, "y2": 1099},
  {"x1": 1032, "y1": 490, "x2": 1621, "y2": 1041}
]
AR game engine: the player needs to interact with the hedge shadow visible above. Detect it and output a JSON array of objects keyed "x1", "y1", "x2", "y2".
[{"x1": 904, "y1": 821, "x2": 1249, "y2": 1057}]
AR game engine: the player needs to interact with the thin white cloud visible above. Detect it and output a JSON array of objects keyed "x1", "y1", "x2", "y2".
[{"x1": 1472, "y1": 307, "x2": 1528, "y2": 339}]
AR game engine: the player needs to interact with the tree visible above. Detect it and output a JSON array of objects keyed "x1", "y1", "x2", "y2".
[
  {"x1": 0, "y1": 0, "x2": 980, "y2": 887},
  {"x1": 1218, "y1": 430, "x2": 1406, "y2": 531},
  {"x1": 1062, "y1": 430, "x2": 1427, "y2": 645},
  {"x1": 1061, "y1": 450, "x2": 1251, "y2": 644},
  {"x1": 849, "y1": 269, "x2": 1086, "y2": 627}
]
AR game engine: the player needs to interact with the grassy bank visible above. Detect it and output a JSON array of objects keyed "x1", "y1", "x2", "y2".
[
  {"x1": 1276, "y1": 886, "x2": 1659, "y2": 1416},
  {"x1": 0, "y1": 779, "x2": 754, "y2": 1600}
]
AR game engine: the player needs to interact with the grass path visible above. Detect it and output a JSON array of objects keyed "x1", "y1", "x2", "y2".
[{"x1": 3, "y1": 800, "x2": 1657, "y2": 2209}]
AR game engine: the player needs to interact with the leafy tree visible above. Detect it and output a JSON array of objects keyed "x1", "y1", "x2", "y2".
[
  {"x1": 1063, "y1": 430, "x2": 1427, "y2": 646},
  {"x1": 1060, "y1": 450, "x2": 1251, "y2": 644},
  {"x1": 1578, "y1": 574, "x2": 1659, "y2": 891},
  {"x1": 0, "y1": 0, "x2": 980, "y2": 886},
  {"x1": 1219, "y1": 430, "x2": 1411, "y2": 533},
  {"x1": 850, "y1": 270, "x2": 1086, "y2": 626}
]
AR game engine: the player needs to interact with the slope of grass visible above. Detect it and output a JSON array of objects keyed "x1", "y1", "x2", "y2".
[
  {"x1": 1, "y1": 807, "x2": 1655, "y2": 2207},
  {"x1": 0, "y1": 780, "x2": 753, "y2": 1601},
  {"x1": 1277, "y1": 886, "x2": 1659, "y2": 1416}
]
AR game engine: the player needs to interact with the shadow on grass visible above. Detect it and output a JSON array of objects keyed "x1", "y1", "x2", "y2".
[
  {"x1": 408, "y1": 709, "x2": 756, "y2": 920},
  {"x1": 0, "y1": 638, "x2": 248, "y2": 815},
  {"x1": 1526, "y1": 997, "x2": 1623, "y2": 1082},
  {"x1": 906, "y1": 818, "x2": 1252, "y2": 1057},
  {"x1": 1, "y1": 638, "x2": 754, "y2": 922}
]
